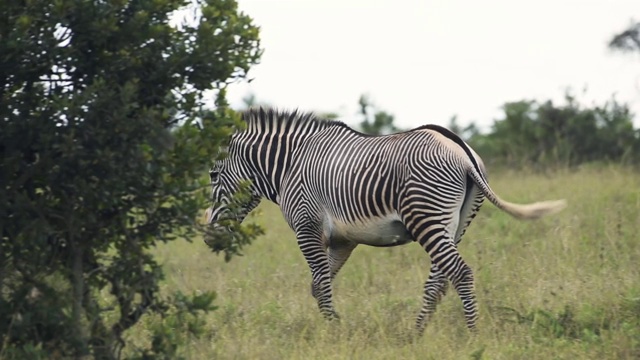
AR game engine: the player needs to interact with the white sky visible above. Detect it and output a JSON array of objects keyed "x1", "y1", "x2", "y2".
[{"x1": 225, "y1": 0, "x2": 640, "y2": 130}]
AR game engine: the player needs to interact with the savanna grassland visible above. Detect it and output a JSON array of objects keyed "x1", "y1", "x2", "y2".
[{"x1": 132, "y1": 166, "x2": 640, "y2": 359}]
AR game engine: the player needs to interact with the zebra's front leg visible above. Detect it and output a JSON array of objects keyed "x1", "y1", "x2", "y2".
[
  {"x1": 416, "y1": 264, "x2": 449, "y2": 335},
  {"x1": 329, "y1": 240, "x2": 357, "y2": 280},
  {"x1": 310, "y1": 240, "x2": 357, "y2": 299},
  {"x1": 297, "y1": 227, "x2": 339, "y2": 320}
]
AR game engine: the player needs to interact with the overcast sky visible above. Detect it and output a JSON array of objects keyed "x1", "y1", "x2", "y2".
[{"x1": 224, "y1": 0, "x2": 640, "y2": 130}]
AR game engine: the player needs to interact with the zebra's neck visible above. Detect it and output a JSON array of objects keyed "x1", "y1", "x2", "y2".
[{"x1": 234, "y1": 108, "x2": 345, "y2": 203}]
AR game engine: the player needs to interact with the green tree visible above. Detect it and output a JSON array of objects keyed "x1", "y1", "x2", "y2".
[
  {"x1": 610, "y1": 21, "x2": 640, "y2": 53},
  {"x1": 447, "y1": 115, "x2": 481, "y2": 141},
  {"x1": 0, "y1": 0, "x2": 261, "y2": 359},
  {"x1": 358, "y1": 94, "x2": 400, "y2": 135},
  {"x1": 467, "y1": 93, "x2": 640, "y2": 168},
  {"x1": 240, "y1": 92, "x2": 271, "y2": 110}
]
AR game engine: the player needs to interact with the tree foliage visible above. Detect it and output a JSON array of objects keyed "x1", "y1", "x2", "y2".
[
  {"x1": 0, "y1": 0, "x2": 261, "y2": 358},
  {"x1": 466, "y1": 93, "x2": 640, "y2": 168},
  {"x1": 610, "y1": 21, "x2": 640, "y2": 53},
  {"x1": 455, "y1": 24, "x2": 640, "y2": 169},
  {"x1": 358, "y1": 94, "x2": 400, "y2": 135}
]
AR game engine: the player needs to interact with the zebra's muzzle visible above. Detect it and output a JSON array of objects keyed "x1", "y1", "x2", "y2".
[{"x1": 204, "y1": 207, "x2": 237, "y2": 233}]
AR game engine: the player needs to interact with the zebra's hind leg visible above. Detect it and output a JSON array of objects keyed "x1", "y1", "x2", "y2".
[
  {"x1": 427, "y1": 239, "x2": 477, "y2": 331},
  {"x1": 296, "y1": 225, "x2": 340, "y2": 320},
  {"x1": 416, "y1": 264, "x2": 449, "y2": 335},
  {"x1": 408, "y1": 219, "x2": 478, "y2": 332}
]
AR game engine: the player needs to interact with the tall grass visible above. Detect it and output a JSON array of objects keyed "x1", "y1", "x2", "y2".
[{"x1": 132, "y1": 165, "x2": 640, "y2": 359}]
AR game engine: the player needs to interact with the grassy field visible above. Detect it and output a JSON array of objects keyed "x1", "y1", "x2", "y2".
[{"x1": 136, "y1": 165, "x2": 639, "y2": 359}]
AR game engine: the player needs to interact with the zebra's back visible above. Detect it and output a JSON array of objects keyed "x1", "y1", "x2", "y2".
[{"x1": 281, "y1": 126, "x2": 470, "y2": 246}]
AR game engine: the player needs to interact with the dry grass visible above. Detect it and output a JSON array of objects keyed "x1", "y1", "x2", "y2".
[{"x1": 133, "y1": 165, "x2": 640, "y2": 359}]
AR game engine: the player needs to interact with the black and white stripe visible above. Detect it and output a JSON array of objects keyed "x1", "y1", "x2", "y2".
[{"x1": 206, "y1": 107, "x2": 566, "y2": 332}]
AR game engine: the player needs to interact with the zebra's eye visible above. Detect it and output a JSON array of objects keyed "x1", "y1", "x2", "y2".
[{"x1": 209, "y1": 169, "x2": 220, "y2": 182}]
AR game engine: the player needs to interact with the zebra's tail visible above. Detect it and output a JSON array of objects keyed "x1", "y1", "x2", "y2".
[{"x1": 466, "y1": 163, "x2": 567, "y2": 220}]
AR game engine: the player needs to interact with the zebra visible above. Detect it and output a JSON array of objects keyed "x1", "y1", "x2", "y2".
[{"x1": 205, "y1": 107, "x2": 566, "y2": 333}]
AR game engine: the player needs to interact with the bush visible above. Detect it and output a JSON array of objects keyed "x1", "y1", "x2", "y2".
[{"x1": 0, "y1": 0, "x2": 261, "y2": 358}]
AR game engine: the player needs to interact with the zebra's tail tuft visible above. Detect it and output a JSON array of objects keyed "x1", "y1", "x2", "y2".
[
  {"x1": 465, "y1": 161, "x2": 567, "y2": 220},
  {"x1": 495, "y1": 198, "x2": 567, "y2": 220}
]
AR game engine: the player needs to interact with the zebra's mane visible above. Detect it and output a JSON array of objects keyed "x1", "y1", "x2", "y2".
[{"x1": 240, "y1": 107, "x2": 349, "y2": 135}]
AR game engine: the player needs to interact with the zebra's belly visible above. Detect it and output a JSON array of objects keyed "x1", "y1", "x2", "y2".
[{"x1": 326, "y1": 214, "x2": 414, "y2": 247}]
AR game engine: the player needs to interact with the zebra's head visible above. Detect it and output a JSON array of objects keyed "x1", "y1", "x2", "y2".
[{"x1": 205, "y1": 158, "x2": 262, "y2": 232}]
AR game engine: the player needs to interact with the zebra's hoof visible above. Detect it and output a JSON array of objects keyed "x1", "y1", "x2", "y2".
[{"x1": 324, "y1": 312, "x2": 340, "y2": 322}]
